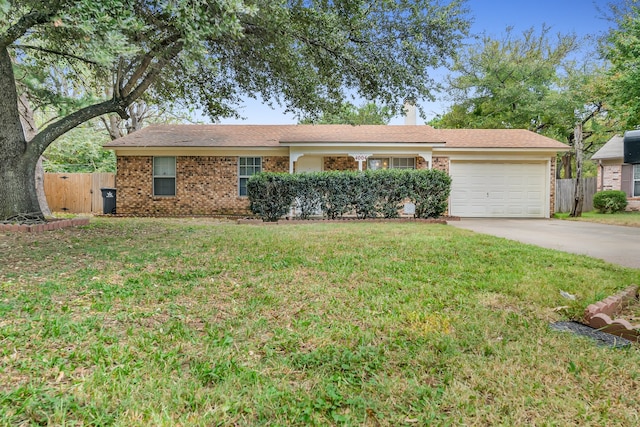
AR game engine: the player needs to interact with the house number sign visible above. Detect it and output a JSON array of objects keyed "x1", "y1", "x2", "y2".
[
  {"x1": 350, "y1": 154, "x2": 372, "y2": 162},
  {"x1": 349, "y1": 153, "x2": 372, "y2": 171}
]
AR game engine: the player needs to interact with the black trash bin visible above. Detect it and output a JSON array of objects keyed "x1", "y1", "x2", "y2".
[{"x1": 100, "y1": 187, "x2": 117, "y2": 214}]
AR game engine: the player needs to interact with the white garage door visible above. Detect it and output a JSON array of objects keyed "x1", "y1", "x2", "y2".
[{"x1": 449, "y1": 162, "x2": 547, "y2": 218}]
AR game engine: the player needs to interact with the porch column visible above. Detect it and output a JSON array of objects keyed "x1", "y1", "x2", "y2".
[
  {"x1": 289, "y1": 151, "x2": 304, "y2": 174},
  {"x1": 348, "y1": 153, "x2": 372, "y2": 171},
  {"x1": 418, "y1": 152, "x2": 432, "y2": 170}
]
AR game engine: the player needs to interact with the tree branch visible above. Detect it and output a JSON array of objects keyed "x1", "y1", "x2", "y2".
[
  {"x1": 120, "y1": 33, "x2": 181, "y2": 97},
  {"x1": 122, "y1": 41, "x2": 184, "y2": 105},
  {"x1": 26, "y1": 38, "x2": 183, "y2": 158},
  {"x1": 13, "y1": 44, "x2": 101, "y2": 65},
  {"x1": 27, "y1": 98, "x2": 122, "y2": 159},
  {"x1": 0, "y1": 3, "x2": 63, "y2": 48}
]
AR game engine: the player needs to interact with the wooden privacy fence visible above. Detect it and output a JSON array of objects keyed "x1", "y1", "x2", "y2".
[
  {"x1": 555, "y1": 177, "x2": 597, "y2": 213},
  {"x1": 44, "y1": 173, "x2": 116, "y2": 214}
]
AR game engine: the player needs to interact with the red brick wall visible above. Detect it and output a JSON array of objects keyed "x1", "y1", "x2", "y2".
[
  {"x1": 432, "y1": 156, "x2": 449, "y2": 173},
  {"x1": 416, "y1": 157, "x2": 428, "y2": 170},
  {"x1": 115, "y1": 155, "x2": 288, "y2": 216},
  {"x1": 324, "y1": 156, "x2": 358, "y2": 171}
]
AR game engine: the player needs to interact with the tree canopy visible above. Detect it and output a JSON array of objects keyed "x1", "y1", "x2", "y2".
[
  {"x1": 299, "y1": 102, "x2": 392, "y2": 125},
  {"x1": 430, "y1": 26, "x2": 612, "y2": 178},
  {"x1": 432, "y1": 26, "x2": 579, "y2": 131},
  {"x1": 0, "y1": 0, "x2": 470, "y2": 220},
  {"x1": 602, "y1": 2, "x2": 640, "y2": 129}
]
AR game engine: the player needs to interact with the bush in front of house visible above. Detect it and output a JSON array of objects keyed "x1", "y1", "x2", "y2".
[
  {"x1": 593, "y1": 190, "x2": 628, "y2": 213},
  {"x1": 315, "y1": 171, "x2": 353, "y2": 219},
  {"x1": 374, "y1": 169, "x2": 412, "y2": 218},
  {"x1": 247, "y1": 168, "x2": 452, "y2": 221},
  {"x1": 348, "y1": 170, "x2": 381, "y2": 219},
  {"x1": 292, "y1": 173, "x2": 322, "y2": 220},
  {"x1": 407, "y1": 169, "x2": 452, "y2": 218},
  {"x1": 247, "y1": 172, "x2": 296, "y2": 221}
]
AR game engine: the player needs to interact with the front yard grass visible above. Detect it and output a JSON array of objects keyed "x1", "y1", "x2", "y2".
[
  {"x1": 1, "y1": 218, "x2": 639, "y2": 426},
  {"x1": 556, "y1": 210, "x2": 640, "y2": 227}
]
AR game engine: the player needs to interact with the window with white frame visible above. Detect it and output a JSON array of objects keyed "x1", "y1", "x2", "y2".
[
  {"x1": 239, "y1": 157, "x2": 262, "y2": 196},
  {"x1": 392, "y1": 157, "x2": 416, "y2": 169},
  {"x1": 367, "y1": 157, "x2": 415, "y2": 170},
  {"x1": 153, "y1": 156, "x2": 176, "y2": 196},
  {"x1": 634, "y1": 164, "x2": 640, "y2": 197}
]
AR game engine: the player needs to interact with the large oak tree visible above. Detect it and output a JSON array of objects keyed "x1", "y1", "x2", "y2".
[{"x1": 0, "y1": 0, "x2": 470, "y2": 221}]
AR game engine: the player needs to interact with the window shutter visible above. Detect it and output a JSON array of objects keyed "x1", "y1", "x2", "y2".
[{"x1": 621, "y1": 164, "x2": 632, "y2": 197}]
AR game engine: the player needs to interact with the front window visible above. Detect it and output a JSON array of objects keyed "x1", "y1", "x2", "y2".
[
  {"x1": 239, "y1": 157, "x2": 262, "y2": 196},
  {"x1": 634, "y1": 164, "x2": 640, "y2": 197},
  {"x1": 153, "y1": 156, "x2": 176, "y2": 196},
  {"x1": 392, "y1": 157, "x2": 416, "y2": 169},
  {"x1": 367, "y1": 157, "x2": 415, "y2": 170}
]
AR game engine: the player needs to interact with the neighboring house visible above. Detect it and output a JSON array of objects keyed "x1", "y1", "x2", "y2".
[
  {"x1": 591, "y1": 133, "x2": 640, "y2": 211},
  {"x1": 103, "y1": 124, "x2": 568, "y2": 218}
]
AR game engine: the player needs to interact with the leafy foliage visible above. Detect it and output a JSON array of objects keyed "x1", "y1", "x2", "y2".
[
  {"x1": 316, "y1": 172, "x2": 353, "y2": 220},
  {"x1": 292, "y1": 173, "x2": 323, "y2": 220},
  {"x1": 42, "y1": 122, "x2": 115, "y2": 173},
  {"x1": 407, "y1": 169, "x2": 451, "y2": 218},
  {"x1": 248, "y1": 169, "x2": 451, "y2": 221},
  {"x1": 373, "y1": 169, "x2": 413, "y2": 218},
  {"x1": 299, "y1": 102, "x2": 393, "y2": 125},
  {"x1": 433, "y1": 26, "x2": 579, "y2": 133},
  {"x1": 593, "y1": 190, "x2": 628, "y2": 213},
  {"x1": 431, "y1": 25, "x2": 611, "y2": 179},
  {"x1": 247, "y1": 173, "x2": 296, "y2": 222},
  {"x1": 603, "y1": 4, "x2": 640, "y2": 129}
]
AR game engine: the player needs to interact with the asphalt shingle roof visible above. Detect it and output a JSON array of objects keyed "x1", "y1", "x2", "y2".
[
  {"x1": 591, "y1": 135, "x2": 623, "y2": 160},
  {"x1": 103, "y1": 124, "x2": 568, "y2": 150}
]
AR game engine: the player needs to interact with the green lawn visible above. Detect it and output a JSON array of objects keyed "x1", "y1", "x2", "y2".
[
  {"x1": 1, "y1": 218, "x2": 639, "y2": 426},
  {"x1": 556, "y1": 210, "x2": 640, "y2": 227}
]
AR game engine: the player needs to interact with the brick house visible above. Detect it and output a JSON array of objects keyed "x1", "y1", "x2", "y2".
[
  {"x1": 104, "y1": 124, "x2": 568, "y2": 218},
  {"x1": 591, "y1": 134, "x2": 640, "y2": 211}
]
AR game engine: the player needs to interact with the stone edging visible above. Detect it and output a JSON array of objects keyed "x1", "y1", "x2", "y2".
[
  {"x1": 0, "y1": 217, "x2": 90, "y2": 233},
  {"x1": 583, "y1": 285, "x2": 639, "y2": 341}
]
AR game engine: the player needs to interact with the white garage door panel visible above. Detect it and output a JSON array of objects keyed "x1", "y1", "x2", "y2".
[{"x1": 450, "y1": 162, "x2": 547, "y2": 218}]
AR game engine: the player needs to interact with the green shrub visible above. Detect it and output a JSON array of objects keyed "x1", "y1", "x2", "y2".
[
  {"x1": 348, "y1": 171, "x2": 381, "y2": 219},
  {"x1": 317, "y1": 172, "x2": 352, "y2": 219},
  {"x1": 407, "y1": 169, "x2": 451, "y2": 218},
  {"x1": 593, "y1": 190, "x2": 628, "y2": 213},
  {"x1": 248, "y1": 168, "x2": 452, "y2": 221},
  {"x1": 373, "y1": 169, "x2": 411, "y2": 218},
  {"x1": 293, "y1": 173, "x2": 322, "y2": 219},
  {"x1": 247, "y1": 173, "x2": 296, "y2": 221}
]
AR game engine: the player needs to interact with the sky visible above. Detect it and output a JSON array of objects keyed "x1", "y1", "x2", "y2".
[{"x1": 215, "y1": 0, "x2": 613, "y2": 126}]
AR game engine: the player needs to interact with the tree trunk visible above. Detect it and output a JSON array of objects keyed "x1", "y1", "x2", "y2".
[
  {"x1": 561, "y1": 152, "x2": 572, "y2": 179},
  {"x1": 569, "y1": 122, "x2": 584, "y2": 217},
  {"x1": 0, "y1": 47, "x2": 44, "y2": 220},
  {"x1": 0, "y1": 156, "x2": 42, "y2": 221},
  {"x1": 35, "y1": 157, "x2": 51, "y2": 217},
  {"x1": 18, "y1": 92, "x2": 52, "y2": 217}
]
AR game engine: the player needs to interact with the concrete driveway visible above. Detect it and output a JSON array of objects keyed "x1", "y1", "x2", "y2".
[{"x1": 449, "y1": 219, "x2": 640, "y2": 269}]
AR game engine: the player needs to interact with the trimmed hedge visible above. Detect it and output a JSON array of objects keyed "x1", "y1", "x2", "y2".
[
  {"x1": 247, "y1": 173, "x2": 296, "y2": 222},
  {"x1": 247, "y1": 169, "x2": 451, "y2": 221},
  {"x1": 593, "y1": 190, "x2": 628, "y2": 213}
]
